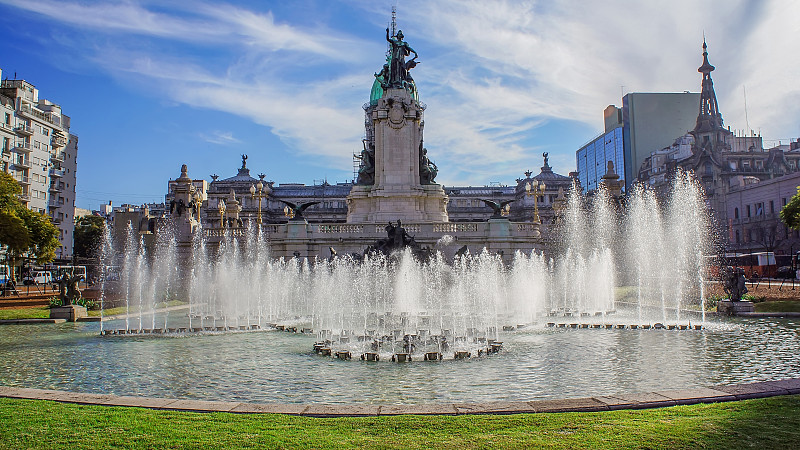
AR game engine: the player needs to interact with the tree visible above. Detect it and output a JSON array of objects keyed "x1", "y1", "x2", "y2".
[
  {"x1": 780, "y1": 186, "x2": 800, "y2": 230},
  {"x1": 74, "y1": 215, "x2": 106, "y2": 259},
  {"x1": 0, "y1": 172, "x2": 60, "y2": 278}
]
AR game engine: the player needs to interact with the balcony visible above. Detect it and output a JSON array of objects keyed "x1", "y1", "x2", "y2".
[
  {"x1": 51, "y1": 134, "x2": 67, "y2": 148},
  {"x1": 0, "y1": 122, "x2": 13, "y2": 132},
  {"x1": 12, "y1": 157, "x2": 31, "y2": 169},
  {"x1": 50, "y1": 168, "x2": 64, "y2": 178},
  {"x1": 14, "y1": 175, "x2": 29, "y2": 185},
  {"x1": 48, "y1": 200, "x2": 64, "y2": 208},
  {"x1": 51, "y1": 151, "x2": 65, "y2": 163},
  {"x1": 17, "y1": 103, "x2": 32, "y2": 116},
  {"x1": 14, "y1": 124, "x2": 32, "y2": 136},
  {"x1": 49, "y1": 183, "x2": 64, "y2": 193},
  {"x1": 18, "y1": 193, "x2": 30, "y2": 202},
  {"x1": 15, "y1": 142, "x2": 31, "y2": 153}
]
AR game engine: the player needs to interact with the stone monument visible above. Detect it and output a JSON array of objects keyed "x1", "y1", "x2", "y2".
[
  {"x1": 347, "y1": 28, "x2": 449, "y2": 223},
  {"x1": 717, "y1": 266, "x2": 755, "y2": 315},
  {"x1": 50, "y1": 269, "x2": 88, "y2": 322}
]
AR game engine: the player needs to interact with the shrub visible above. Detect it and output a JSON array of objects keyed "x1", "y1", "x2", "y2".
[
  {"x1": 705, "y1": 294, "x2": 724, "y2": 310},
  {"x1": 741, "y1": 293, "x2": 764, "y2": 303},
  {"x1": 48, "y1": 297, "x2": 98, "y2": 310}
]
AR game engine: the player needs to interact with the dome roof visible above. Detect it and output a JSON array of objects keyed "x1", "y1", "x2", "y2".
[
  {"x1": 369, "y1": 78, "x2": 384, "y2": 105},
  {"x1": 369, "y1": 78, "x2": 419, "y2": 105}
]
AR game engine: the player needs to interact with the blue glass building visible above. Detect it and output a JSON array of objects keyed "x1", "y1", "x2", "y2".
[{"x1": 576, "y1": 127, "x2": 624, "y2": 194}]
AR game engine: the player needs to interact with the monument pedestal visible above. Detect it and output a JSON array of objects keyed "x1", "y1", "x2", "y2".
[
  {"x1": 50, "y1": 305, "x2": 88, "y2": 322},
  {"x1": 347, "y1": 185, "x2": 448, "y2": 223},
  {"x1": 717, "y1": 300, "x2": 755, "y2": 315},
  {"x1": 347, "y1": 88, "x2": 448, "y2": 224}
]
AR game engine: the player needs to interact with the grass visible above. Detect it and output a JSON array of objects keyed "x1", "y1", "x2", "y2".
[
  {"x1": 0, "y1": 300, "x2": 188, "y2": 320},
  {"x1": 88, "y1": 300, "x2": 187, "y2": 317},
  {"x1": 0, "y1": 395, "x2": 799, "y2": 449},
  {"x1": 0, "y1": 307, "x2": 50, "y2": 320},
  {"x1": 755, "y1": 300, "x2": 800, "y2": 313}
]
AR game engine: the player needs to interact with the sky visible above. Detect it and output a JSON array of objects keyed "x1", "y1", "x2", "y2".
[{"x1": 0, "y1": 0, "x2": 798, "y2": 211}]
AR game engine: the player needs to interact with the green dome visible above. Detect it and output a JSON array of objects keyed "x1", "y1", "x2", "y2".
[
  {"x1": 369, "y1": 78, "x2": 383, "y2": 105},
  {"x1": 369, "y1": 78, "x2": 419, "y2": 105}
]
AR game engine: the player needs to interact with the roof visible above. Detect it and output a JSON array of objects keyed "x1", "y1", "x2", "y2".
[{"x1": 220, "y1": 166, "x2": 257, "y2": 183}]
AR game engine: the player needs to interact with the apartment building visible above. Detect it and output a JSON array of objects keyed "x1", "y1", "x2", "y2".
[{"x1": 0, "y1": 68, "x2": 78, "y2": 260}]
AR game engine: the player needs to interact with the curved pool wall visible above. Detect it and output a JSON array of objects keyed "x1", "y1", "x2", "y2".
[{"x1": 1, "y1": 316, "x2": 798, "y2": 405}]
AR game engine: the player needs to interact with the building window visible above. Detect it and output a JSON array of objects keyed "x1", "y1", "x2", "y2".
[
  {"x1": 770, "y1": 200, "x2": 775, "y2": 214},
  {"x1": 735, "y1": 230, "x2": 740, "y2": 243},
  {"x1": 734, "y1": 207, "x2": 739, "y2": 219},
  {"x1": 747, "y1": 205, "x2": 751, "y2": 218}
]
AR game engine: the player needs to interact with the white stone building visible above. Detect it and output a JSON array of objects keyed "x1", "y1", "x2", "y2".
[
  {"x1": 0, "y1": 69, "x2": 78, "y2": 260},
  {"x1": 725, "y1": 171, "x2": 800, "y2": 255}
]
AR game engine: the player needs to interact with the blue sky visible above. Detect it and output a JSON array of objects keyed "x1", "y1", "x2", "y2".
[{"x1": 1, "y1": 0, "x2": 798, "y2": 211}]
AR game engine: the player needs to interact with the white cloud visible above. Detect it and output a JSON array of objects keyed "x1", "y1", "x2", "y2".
[
  {"x1": 3, "y1": 0, "x2": 798, "y2": 187},
  {"x1": 199, "y1": 130, "x2": 241, "y2": 145}
]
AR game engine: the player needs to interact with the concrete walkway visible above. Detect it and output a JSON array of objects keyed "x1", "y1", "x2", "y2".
[
  {"x1": 1, "y1": 378, "x2": 798, "y2": 417},
  {"x1": 739, "y1": 312, "x2": 800, "y2": 318}
]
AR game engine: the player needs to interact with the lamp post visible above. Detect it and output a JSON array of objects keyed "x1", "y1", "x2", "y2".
[
  {"x1": 217, "y1": 199, "x2": 226, "y2": 229},
  {"x1": 525, "y1": 179, "x2": 546, "y2": 224},
  {"x1": 192, "y1": 190, "x2": 202, "y2": 222},
  {"x1": 283, "y1": 205, "x2": 295, "y2": 220},
  {"x1": 249, "y1": 181, "x2": 268, "y2": 225}
]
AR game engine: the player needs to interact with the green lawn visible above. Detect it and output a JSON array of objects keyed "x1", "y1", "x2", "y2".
[
  {"x1": 0, "y1": 307, "x2": 50, "y2": 320},
  {"x1": 755, "y1": 300, "x2": 800, "y2": 313},
  {"x1": 88, "y1": 300, "x2": 187, "y2": 317},
  {"x1": 1, "y1": 395, "x2": 798, "y2": 449}
]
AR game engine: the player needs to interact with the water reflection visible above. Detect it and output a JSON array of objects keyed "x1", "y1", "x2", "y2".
[{"x1": 0, "y1": 317, "x2": 797, "y2": 404}]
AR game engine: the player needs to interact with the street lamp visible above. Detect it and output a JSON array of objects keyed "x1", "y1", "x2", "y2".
[
  {"x1": 283, "y1": 205, "x2": 295, "y2": 220},
  {"x1": 192, "y1": 190, "x2": 202, "y2": 222},
  {"x1": 525, "y1": 179, "x2": 546, "y2": 224},
  {"x1": 217, "y1": 199, "x2": 226, "y2": 228},
  {"x1": 249, "y1": 181, "x2": 267, "y2": 225}
]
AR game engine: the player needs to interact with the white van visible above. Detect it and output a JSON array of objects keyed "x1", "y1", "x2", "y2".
[{"x1": 24, "y1": 271, "x2": 53, "y2": 286}]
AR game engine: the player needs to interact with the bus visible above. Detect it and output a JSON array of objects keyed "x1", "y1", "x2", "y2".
[
  {"x1": 0, "y1": 265, "x2": 10, "y2": 289},
  {"x1": 723, "y1": 252, "x2": 777, "y2": 279}
]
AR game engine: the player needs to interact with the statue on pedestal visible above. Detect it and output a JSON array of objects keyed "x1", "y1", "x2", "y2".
[
  {"x1": 385, "y1": 28, "x2": 418, "y2": 90},
  {"x1": 58, "y1": 269, "x2": 84, "y2": 306},
  {"x1": 356, "y1": 141, "x2": 376, "y2": 185},
  {"x1": 419, "y1": 147, "x2": 438, "y2": 185},
  {"x1": 723, "y1": 266, "x2": 748, "y2": 301}
]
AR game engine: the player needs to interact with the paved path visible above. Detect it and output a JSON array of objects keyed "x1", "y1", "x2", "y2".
[
  {"x1": 1, "y1": 378, "x2": 798, "y2": 417},
  {"x1": 739, "y1": 312, "x2": 800, "y2": 318}
]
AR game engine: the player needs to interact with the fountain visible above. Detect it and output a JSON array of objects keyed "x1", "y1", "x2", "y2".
[
  {"x1": 100, "y1": 168, "x2": 713, "y2": 360},
  {"x1": 2, "y1": 171, "x2": 799, "y2": 404},
  {"x1": 2, "y1": 27, "x2": 798, "y2": 407}
]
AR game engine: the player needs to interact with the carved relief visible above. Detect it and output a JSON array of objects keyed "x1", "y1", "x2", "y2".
[{"x1": 388, "y1": 100, "x2": 406, "y2": 129}]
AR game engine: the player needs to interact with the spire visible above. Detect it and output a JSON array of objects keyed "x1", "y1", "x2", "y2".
[{"x1": 694, "y1": 39, "x2": 723, "y2": 135}]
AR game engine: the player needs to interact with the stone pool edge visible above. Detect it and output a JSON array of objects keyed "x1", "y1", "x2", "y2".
[{"x1": 1, "y1": 378, "x2": 798, "y2": 417}]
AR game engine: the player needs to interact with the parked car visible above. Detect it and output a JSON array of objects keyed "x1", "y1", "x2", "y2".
[
  {"x1": 776, "y1": 266, "x2": 796, "y2": 279},
  {"x1": 23, "y1": 271, "x2": 53, "y2": 285}
]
